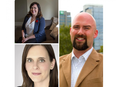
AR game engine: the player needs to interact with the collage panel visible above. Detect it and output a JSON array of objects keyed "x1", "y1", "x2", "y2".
[
  {"x1": 15, "y1": 0, "x2": 59, "y2": 87},
  {"x1": 59, "y1": 0, "x2": 103, "y2": 87},
  {"x1": 14, "y1": 0, "x2": 103, "y2": 87},
  {"x1": 15, "y1": 0, "x2": 58, "y2": 43},
  {"x1": 2, "y1": 0, "x2": 116, "y2": 87},
  {"x1": 15, "y1": 44, "x2": 59, "y2": 87}
]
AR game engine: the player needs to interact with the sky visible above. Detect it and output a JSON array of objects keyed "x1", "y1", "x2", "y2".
[{"x1": 59, "y1": 0, "x2": 104, "y2": 22}]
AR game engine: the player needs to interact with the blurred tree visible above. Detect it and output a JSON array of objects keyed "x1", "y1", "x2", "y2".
[
  {"x1": 99, "y1": 46, "x2": 103, "y2": 53},
  {"x1": 60, "y1": 24, "x2": 72, "y2": 56}
]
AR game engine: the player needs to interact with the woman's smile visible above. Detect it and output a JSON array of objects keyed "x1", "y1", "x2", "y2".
[{"x1": 32, "y1": 72, "x2": 41, "y2": 75}]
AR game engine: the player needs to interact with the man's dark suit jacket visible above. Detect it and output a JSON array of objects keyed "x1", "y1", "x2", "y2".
[
  {"x1": 22, "y1": 16, "x2": 46, "y2": 42},
  {"x1": 60, "y1": 48, "x2": 103, "y2": 87}
]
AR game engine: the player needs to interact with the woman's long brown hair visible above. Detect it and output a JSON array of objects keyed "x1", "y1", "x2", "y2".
[{"x1": 22, "y1": 44, "x2": 58, "y2": 87}]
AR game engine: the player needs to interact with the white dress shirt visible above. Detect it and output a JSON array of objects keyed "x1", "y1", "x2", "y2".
[
  {"x1": 71, "y1": 47, "x2": 93, "y2": 87},
  {"x1": 25, "y1": 16, "x2": 35, "y2": 37}
]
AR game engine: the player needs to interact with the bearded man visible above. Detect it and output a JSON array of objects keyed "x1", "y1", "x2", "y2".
[{"x1": 59, "y1": 12, "x2": 103, "y2": 87}]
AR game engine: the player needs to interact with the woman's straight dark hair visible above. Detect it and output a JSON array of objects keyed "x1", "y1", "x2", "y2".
[
  {"x1": 22, "y1": 44, "x2": 58, "y2": 87},
  {"x1": 27, "y1": 2, "x2": 43, "y2": 18}
]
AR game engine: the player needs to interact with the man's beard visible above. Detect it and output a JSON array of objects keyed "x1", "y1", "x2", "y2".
[{"x1": 73, "y1": 34, "x2": 89, "y2": 51}]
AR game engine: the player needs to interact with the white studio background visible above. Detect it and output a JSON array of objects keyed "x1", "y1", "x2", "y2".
[{"x1": 15, "y1": 44, "x2": 59, "y2": 87}]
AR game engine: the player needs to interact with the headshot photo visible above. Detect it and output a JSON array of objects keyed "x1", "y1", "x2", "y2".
[
  {"x1": 59, "y1": 0, "x2": 103, "y2": 87},
  {"x1": 15, "y1": 44, "x2": 58, "y2": 87},
  {"x1": 59, "y1": 1, "x2": 103, "y2": 55},
  {"x1": 15, "y1": 0, "x2": 58, "y2": 43}
]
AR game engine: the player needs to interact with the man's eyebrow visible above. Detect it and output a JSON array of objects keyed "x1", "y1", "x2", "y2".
[
  {"x1": 73, "y1": 25, "x2": 79, "y2": 27},
  {"x1": 72, "y1": 25, "x2": 92, "y2": 28},
  {"x1": 83, "y1": 25, "x2": 91, "y2": 27}
]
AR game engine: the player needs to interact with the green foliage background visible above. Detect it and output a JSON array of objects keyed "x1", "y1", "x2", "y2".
[
  {"x1": 99, "y1": 46, "x2": 103, "y2": 53},
  {"x1": 60, "y1": 24, "x2": 72, "y2": 56}
]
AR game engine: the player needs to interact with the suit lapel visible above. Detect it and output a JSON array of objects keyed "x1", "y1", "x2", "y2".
[
  {"x1": 34, "y1": 18, "x2": 39, "y2": 33},
  {"x1": 62, "y1": 53, "x2": 72, "y2": 87},
  {"x1": 75, "y1": 49, "x2": 100, "y2": 87}
]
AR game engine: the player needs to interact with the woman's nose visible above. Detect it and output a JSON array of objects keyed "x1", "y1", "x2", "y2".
[{"x1": 33, "y1": 62, "x2": 39, "y2": 69}]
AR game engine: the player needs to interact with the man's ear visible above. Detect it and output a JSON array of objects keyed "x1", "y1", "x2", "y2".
[
  {"x1": 94, "y1": 29, "x2": 98, "y2": 38},
  {"x1": 50, "y1": 59, "x2": 55, "y2": 70}
]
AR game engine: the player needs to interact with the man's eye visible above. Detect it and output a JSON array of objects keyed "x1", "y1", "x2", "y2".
[
  {"x1": 39, "y1": 59, "x2": 45, "y2": 63},
  {"x1": 73, "y1": 25, "x2": 79, "y2": 29},
  {"x1": 84, "y1": 27, "x2": 89, "y2": 30},
  {"x1": 26, "y1": 58, "x2": 33, "y2": 62}
]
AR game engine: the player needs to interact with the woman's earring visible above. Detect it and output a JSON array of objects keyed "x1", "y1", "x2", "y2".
[{"x1": 51, "y1": 66, "x2": 53, "y2": 70}]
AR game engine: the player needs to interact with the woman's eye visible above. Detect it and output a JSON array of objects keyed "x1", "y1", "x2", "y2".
[
  {"x1": 27, "y1": 58, "x2": 33, "y2": 62},
  {"x1": 39, "y1": 59, "x2": 45, "y2": 63}
]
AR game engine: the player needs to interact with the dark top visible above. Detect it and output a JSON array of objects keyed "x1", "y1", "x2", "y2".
[{"x1": 22, "y1": 16, "x2": 46, "y2": 43}]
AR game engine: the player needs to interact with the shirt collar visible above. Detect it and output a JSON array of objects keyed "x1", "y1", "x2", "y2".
[{"x1": 71, "y1": 47, "x2": 93, "y2": 61}]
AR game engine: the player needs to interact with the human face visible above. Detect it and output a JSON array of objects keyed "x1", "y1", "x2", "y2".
[
  {"x1": 30, "y1": 4, "x2": 38, "y2": 16},
  {"x1": 70, "y1": 13, "x2": 98, "y2": 51},
  {"x1": 25, "y1": 46, "x2": 55, "y2": 83}
]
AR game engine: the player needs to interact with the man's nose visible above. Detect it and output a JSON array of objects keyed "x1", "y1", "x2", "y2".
[{"x1": 77, "y1": 28, "x2": 84, "y2": 35}]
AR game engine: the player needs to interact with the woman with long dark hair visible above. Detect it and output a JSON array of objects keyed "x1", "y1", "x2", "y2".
[
  {"x1": 19, "y1": 2, "x2": 46, "y2": 43},
  {"x1": 22, "y1": 44, "x2": 58, "y2": 87}
]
